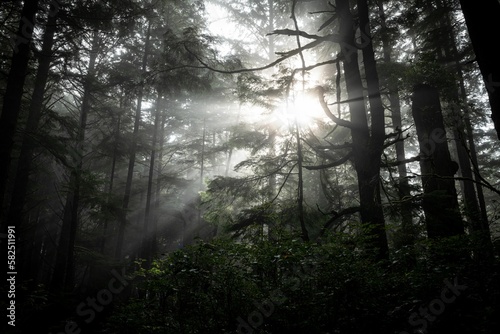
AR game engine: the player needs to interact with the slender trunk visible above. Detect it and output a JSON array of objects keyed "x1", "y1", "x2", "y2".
[
  {"x1": 225, "y1": 105, "x2": 240, "y2": 177},
  {"x1": 294, "y1": 117, "x2": 308, "y2": 241},
  {"x1": 411, "y1": 84, "x2": 464, "y2": 238},
  {"x1": 291, "y1": 0, "x2": 308, "y2": 242},
  {"x1": 141, "y1": 93, "x2": 161, "y2": 266},
  {"x1": 463, "y1": 117, "x2": 489, "y2": 226},
  {"x1": 8, "y1": 10, "x2": 58, "y2": 282},
  {"x1": 197, "y1": 118, "x2": 206, "y2": 237},
  {"x1": 101, "y1": 109, "x2": 121, "y2": 254},
  {"x1": 51, "y1": 31, "x2": 99, "y2": 291},
  {"x1": 115, "y1": 22, "x2": 151, "y2": 259},
  {"x1": 153, "y1": 108, "x2": 167, "y2": 255},
  {"x1": 200, "y1": 118, "x2": 206, "y2": 188},
  {"x1": 267, "y1": 0, "x2": 277, "y2": 206},
  {"x1": 0, "y1": 0, "x2": 39, "y2": 214},
  {"x1": 377, "y1": 0, "x2": 414, "y2": 248},
  {"x1": 268, "y1": 0, "x2": 275, "y2": 61}
]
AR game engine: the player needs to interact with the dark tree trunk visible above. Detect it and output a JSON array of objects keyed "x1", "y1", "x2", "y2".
[
  {"x1": 440, "y1": 1, "x2": 493, "y2": 258},
  {"x1": 115, "y1": 22, "x2": 151, "y2": 259},
  {"x1": 0, "y1": 0, "x2": 39, "y2": 214},
  {"x1": 377, "y1": 0, "x2": 414, "y2": 248},
  {"x1": 336, "y1": 0, "x2": 388, "y2": 260},
  {"x1": 141, "y1": 93, "x2": 161, "y2": 266},
  {"x1": 436, "y1": 0, "x2": 482, "y2": 233},
  {"x1": 100, "y1": 109, "x2": 121, "y2": 254},
  {"x1": 294, "y1": 110, "x2": 309, "y2": 242},
  {"x1": 411, "y1": 84, "x2": 464, "y2": 238},
  {"x1": 446, "y1": 10, "x2": 492, "y2": 248},
  {"x1": 7, "y1": 8, "x2": 58, "y2": 283},
  {"x1": 51, "y1": 31, "x2": 99, "y2": 291},
  {"x1": 153, "y1": 108, "x2": 167, "y2": 256},
  {"x1": 463, "y1": 116, "x2": 489, "y2": 230},
  {"x1": 459, "y1": 0, "x2": 500, "y2": 139}
]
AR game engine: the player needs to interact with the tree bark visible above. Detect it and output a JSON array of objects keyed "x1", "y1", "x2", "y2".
[
  {"x1": 459, "y1": 0, "x2": 500, "y2": 140},
  {"x1": 141, "y1": 92, "x2": 161, "y2": 266},
  {"x1": 335, "y1": 0, "x2": 388, "y2": 260},
  {"x1": 411, "y1": 84, "x2": 464, "y2": 238},
  {"x1": 7, "y1": 8, "x2": 58, "y2": 283},
  {"x1": 115, "y1": 21, "x2": 151, "y2": 259},
  {"x1": 51, "y1": 30, "x2": 99, "y2": 291},
  {"x1": 0, "y1": 0, "x2": 39, "y2": 214},
  {"x1": 377, "y1": 0, "x2": 414, "y2": 248}
]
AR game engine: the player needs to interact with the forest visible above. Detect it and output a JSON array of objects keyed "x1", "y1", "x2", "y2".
[{"x1": 1, "y1": 0, "x2": 500, "y2": 333}]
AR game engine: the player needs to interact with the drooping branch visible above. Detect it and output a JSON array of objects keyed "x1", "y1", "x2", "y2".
[
  {"x1": 319, "y1": 206, "x2": 361, "y2": 237},
  {"x1": 381, "y1": 155, "x2": 420, "y2": 167},
  {"x1": 304, "y1": 151, "x2": 352, "y2": 170},
  {"x1": 383, "y1": 132, "x2": 410, "y2": 149},
  {"x1": 183, "y1": 37, "x2": 327, "y2": 74},
  {"x1": 429, "y1": 174, "x2": 500, "y2": 197},
  {"x1": 310, "y1": 142, "x2": 353, "y2": 150},
  {"x1": 316, "y1": 86, "x2": 355, "y2": 129},
  {"x1": 268, "y1": 29, "x2": 340, "y2": 42}
]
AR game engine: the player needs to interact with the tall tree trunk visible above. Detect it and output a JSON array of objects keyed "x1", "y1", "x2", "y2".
[
  {"x1": 101, "y1": 107, "x2": 122, "y2": 254},
  {"x1": 459, "y1": 0, "x2": 500, "y2": 140},
  {"x1": 0, "y1": 0, "x2": 39, "y2": 214},
  {"x1": 436, "y1": 0, "x2": 482, "y2": 232},
  {"x1": 7, "y1": 8, "x2": 58, "y2": 283},
  {"x1": 334, "y1": 0, "x2": 388, "y2": 259},
  {"x1": 115, "y1": 22, "x2": 151, "y2": 259},
  {"x1": 51, "y1": 31, "x2": 99, "y2": 291},
  {"x1": 377, "y1": 0, "x2": 414, "y2": 248},
  {"x1": 267, "y1": 0, "x2": 277, "y2": 202},
  {"x1": 141, "y1": 92, "x2": 161, "y2": 266},
  {"x1": 463, "y1": 116, "x2": 489, "y2": 227},
  {"x1": 411, "y1": 84, "x2": 464, "y2": 238},
  {"x1": 291, "y1": 0, "x2": 309, "y2": 242},
  {"x1": 153, "y1": 108, "x2": 167, "y2": 255},
  {"x1": 440, "y1": 1, "x2": 493, "y2": 257},
  {"x1": 294, "y1": 112, "x2": 308, "y2": 241},
  {"x1": 357, "y1": 0, "x2": 388, "y2": 258}
]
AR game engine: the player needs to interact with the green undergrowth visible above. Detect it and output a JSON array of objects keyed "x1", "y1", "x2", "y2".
[{"x1": 104, "y1": 233, "x2": 500, "y2": 334}]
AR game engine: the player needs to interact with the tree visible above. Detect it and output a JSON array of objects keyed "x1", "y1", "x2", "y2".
[
  {"x1": 0, "y1": 0, "x2": 39, "y2": 215},
  {"x1": 316, "y1": 0, "x2": 389, "y2": 259},
  {"x1": 459, "y1": 0, "x2": 500, "y2": 140},
  {"x1": 50, "y1": 30, "x2": 100, "y2": 291},
  {"x1": 411, "y1": 83, "x2": 464, "y2": 238},
  {"x1": 376, "y1": 0, "x2": 415, "y2": 249},
  {"x1": 7, "y1": 0, "x2": 60, "y2": 283}
]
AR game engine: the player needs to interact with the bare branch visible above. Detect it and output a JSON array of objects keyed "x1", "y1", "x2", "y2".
[
  {"x1": 182, "y1": 37, "x2": 330, "y2": 75},
  {"x1": 383, "y1": 133, "x2": 410, "y2": 149},
  {"x1": 316, "y1": 87, "x2": 355, "y2": 129},
  {"x1": 381, "y1": 155, "x2": 420, "y2": 167},
  {"x1": 304, "y1": 151, "x2": 352, "y2": 170},
  {"x1": 319, "y1": 206, "x2": 360, "y2": 237},
  {"x1": 268, "y1": 29, "x2": 339, "y2": 42}
]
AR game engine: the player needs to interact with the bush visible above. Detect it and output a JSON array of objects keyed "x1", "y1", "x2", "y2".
[{"x1": 105, "y1": 234, "x2": 500, "y2": 334}]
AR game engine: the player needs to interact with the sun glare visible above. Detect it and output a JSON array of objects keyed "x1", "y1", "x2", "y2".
[{"x1": 276, "y1": 87, "x2": 325, "y2": 130}]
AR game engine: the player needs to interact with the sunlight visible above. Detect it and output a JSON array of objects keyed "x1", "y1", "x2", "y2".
[{"x1": 276, "y1": 86, "x2": 325, "y2": 130}]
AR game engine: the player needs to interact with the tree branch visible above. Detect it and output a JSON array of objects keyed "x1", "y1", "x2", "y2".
[
  {"x1": 316, "y1": 87, "x2": 355, "y2": 129},
  {"x1": 381, "y1": 155, "x2": 420, "y2": 167},
  {"x1": 183, "y1": 38, "x2": 327, "y2": 74},
  {"x1": 319, "y1": 206, "x2": 360, "y2": 237},
  {"x1": 268, "y1": 29, "x2": 339, "y2": 42},
  {"x1": 304, "y1": 151, "x2": 352, "y2": 170}
]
